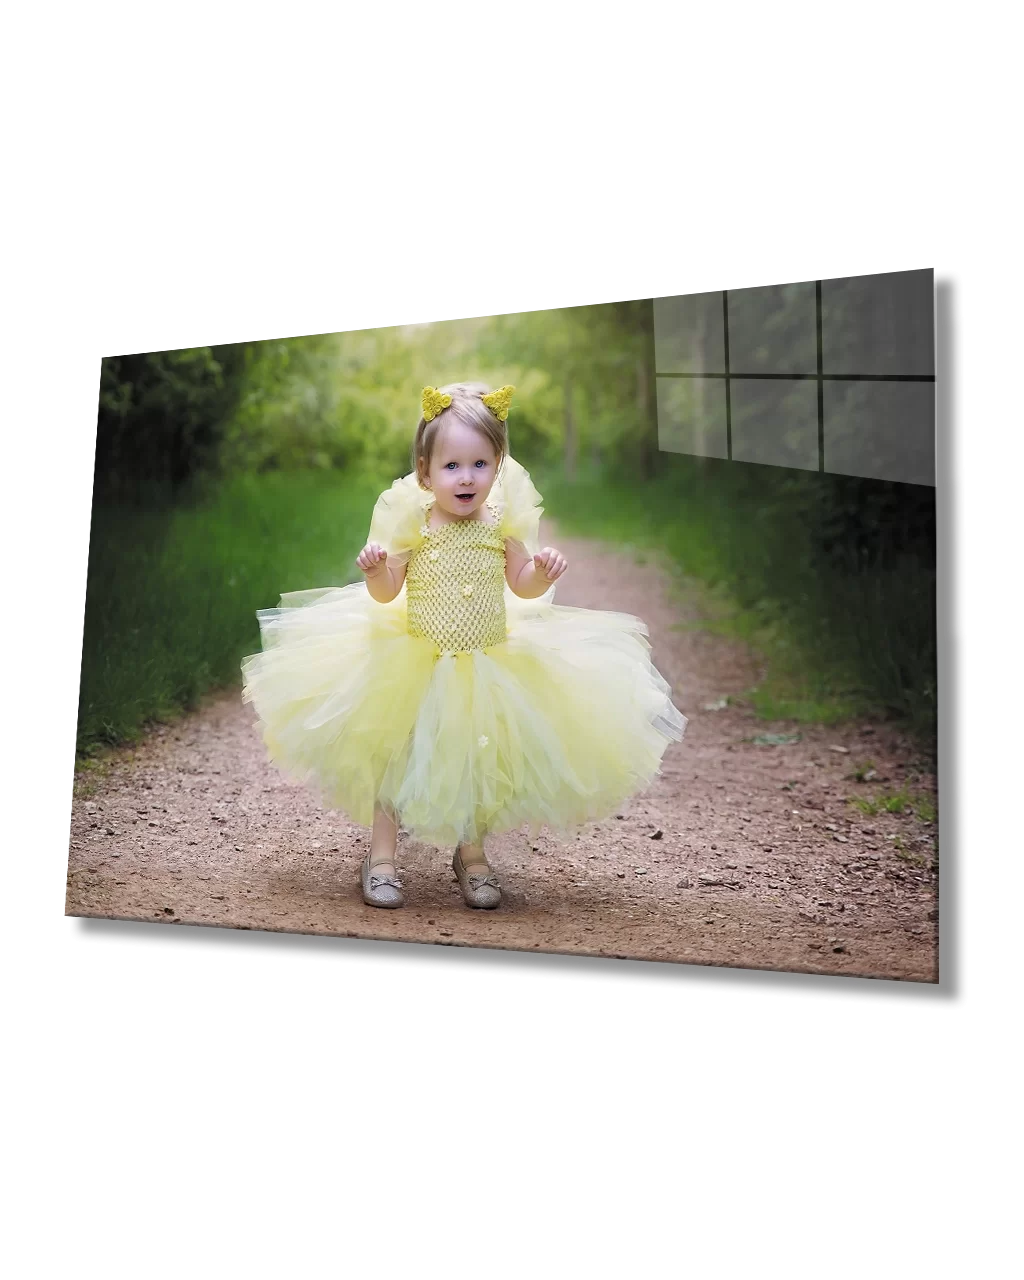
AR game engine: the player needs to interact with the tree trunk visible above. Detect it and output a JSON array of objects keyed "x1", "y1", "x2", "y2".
[
  {"x1": 694, "y1": 305, "x2": 710, "y2": 456},
  {"x1": 632, "y1": 298, "x2": 659, "y2": 482},
  {"x1": 637, "y1": 352, "x2": 655, "y2": 481},
  {"x1": 564, "y1": 376, "x2": 577, "y2": 482}
]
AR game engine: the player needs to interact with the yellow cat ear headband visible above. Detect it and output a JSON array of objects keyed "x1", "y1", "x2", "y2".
[
  {"x1": 481, "y1": 384, "x2": 515, "y2": 422},
  {"x1": 421, "y1": 385, "x2": 516, "y2": 423},
  {"x1": 420, "y1": 387, "x2": 452, "y2": 421}
]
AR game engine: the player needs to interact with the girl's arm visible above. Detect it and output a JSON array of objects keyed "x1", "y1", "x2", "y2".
[
  {"x1": 357, "y1": 543, "x2": 407, "y2": 603},
  {"x1": 505, "y1": 539, "x2": 567, "y2": 598}
]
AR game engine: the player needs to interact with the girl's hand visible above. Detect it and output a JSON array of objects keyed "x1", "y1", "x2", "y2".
[
  {"x1": 357, "y1": 542, "x2": 389, "y2": 578},
  {"x1": 534, "y1": 547, "x2": 568, "y2": 582}
]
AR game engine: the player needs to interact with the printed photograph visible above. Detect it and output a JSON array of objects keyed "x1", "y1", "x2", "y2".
[{"x1": 66, "y1": 269, "x2": 938, "y2": 980}]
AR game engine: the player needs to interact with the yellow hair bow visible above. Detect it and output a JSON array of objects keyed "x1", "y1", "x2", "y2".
[
  {"x1": 421, "y1": 386, "x2": 452, "y2": 422},
  {"x1": 481, "y1": 384, "x2": 515, "y2": 421}
]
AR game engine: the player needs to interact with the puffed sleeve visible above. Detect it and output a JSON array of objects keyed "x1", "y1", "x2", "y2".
[
  {"x1": 495, "y1": 455, "x2": 544, "y2": 559},
  {"x1": 366, "y1": 471, "x2": 427, "y2": 567}
]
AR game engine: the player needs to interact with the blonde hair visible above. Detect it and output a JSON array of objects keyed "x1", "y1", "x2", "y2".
[{"x1": 412, "y1": 382, "x2": 509, "y2": 489}]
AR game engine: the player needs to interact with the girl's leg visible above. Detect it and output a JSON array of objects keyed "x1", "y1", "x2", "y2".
[
  {"x1": 361, "y1": 803, "x2": 405, "y2": 910},
  {"x1": 453, "y1": 834, "x2": 501, "y2": 908},
  {"x1": 457, "y1": 837, "x2": 490, "y2": 873},
  {"x1": 369, "y1": 804, "x2": 399, "y2": 877}
]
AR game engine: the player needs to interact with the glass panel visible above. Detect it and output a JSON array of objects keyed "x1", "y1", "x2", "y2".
[
  {"x1": 821, "y1": 268, "x2": 934, "y2": 376},
  {"x1": 731, "y1": 378, "x2": 820, "y2": 472},
  {"x1": 727, "y1": 281, "x2": 818, "y2": 374},
  {"x1": 655, "y1": 375, "x2": 729, "y2": 459},
  {"x1": 824, "y1": 380, "x2": 935, "y2": 485},
  {"x1": 653, "y1": 292, "x2": 725, "y2": 374}
]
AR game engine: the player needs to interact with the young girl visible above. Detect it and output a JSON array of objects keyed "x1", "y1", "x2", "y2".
[{"x1": 241, "y1": 381, "x2": 687, "y2": 910}]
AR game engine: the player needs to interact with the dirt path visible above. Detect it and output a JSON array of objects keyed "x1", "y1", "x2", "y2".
[{"x1": 66, "y1": 516, "x2": 939, "y2": 982}]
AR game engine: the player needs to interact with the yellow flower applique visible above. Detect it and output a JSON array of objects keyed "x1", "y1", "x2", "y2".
[
  {"x1": 421, "y1": 386, "x2": 452, "y2": 422},
  {"x1": 481, "y1": 384, "x2": 515, "y2": 422}
]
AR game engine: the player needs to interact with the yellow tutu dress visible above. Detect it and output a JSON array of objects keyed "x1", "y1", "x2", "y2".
[{"x1": 240, "y1": 456, "x2": 687, "y2": 848}]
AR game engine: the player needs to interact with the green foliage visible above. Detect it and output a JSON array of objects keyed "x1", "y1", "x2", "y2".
[
  {"x1": 76, "y1": 468, "x2": 385, "y2": 760},
  {"x1": 476, "y1": 299, "x2": 660, "y2": 477},
  {"x1": 96, "y1": 345, "x2": 247, "y2": 500},
  {"x1": 537, "y1": 454, "x2": 937, "y2": 749},
  {"x1": 217, "y1": 331, "x2": 409, "y2": 476}
]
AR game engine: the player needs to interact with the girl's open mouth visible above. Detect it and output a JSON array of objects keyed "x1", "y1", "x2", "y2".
[{"x1": 456, "y1": 494, "x2": 475, "y2": 503}]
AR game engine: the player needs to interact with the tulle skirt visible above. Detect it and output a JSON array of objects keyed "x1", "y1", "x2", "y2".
[{"x1": 241, "y1": 581, "x2": 687, "y2": 848}]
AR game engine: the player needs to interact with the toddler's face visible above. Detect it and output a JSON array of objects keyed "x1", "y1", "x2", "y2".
[{"x1": 422, "y1": 421, "x2": 499, "y2": 520}]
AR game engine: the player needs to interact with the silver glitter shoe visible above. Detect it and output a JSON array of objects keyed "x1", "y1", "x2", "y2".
[
  {"x1": 452, "y1": 845, "x2": 501, "y2": 909},
  {"x1": 361, "y1": 852, "x2": 405, "y2": 909}
]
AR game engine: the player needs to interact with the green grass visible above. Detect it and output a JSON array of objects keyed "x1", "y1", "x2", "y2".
[
  {"x1": 75, "y1": 468, "x2": 385, "y2": 762},
  {"x1": 912, "y1": 794, "x2": 937, "y2": 824},
  {"x1": 893, "y1": 840, "x2": 929, "y2": 867},
  {"x1": 849, "y1": 795, "x2": 883, "y2": 815},
  {"x1": 535, "y1": 463, "x2": 937, "y2": 752},
  {"x1": 847, "y1": 786, "x2": 936, "y2": 820}
]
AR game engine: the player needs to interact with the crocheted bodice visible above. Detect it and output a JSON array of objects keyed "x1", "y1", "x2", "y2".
[{"x1": 405, "y1": 501, "x2": 507, "y2": 654}]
